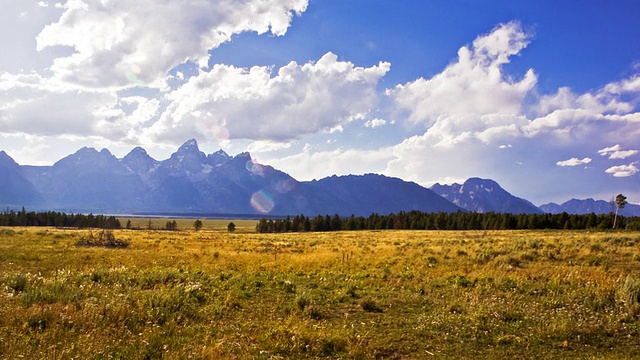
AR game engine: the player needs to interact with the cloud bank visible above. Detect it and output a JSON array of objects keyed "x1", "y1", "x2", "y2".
[
  {"x1": 36, "y1": 0, "x2": 308, "y2": 88},
  {"x1": 148, "y1": 53, "x2": 390, "y2": 143},
  {"x1": 0, "y1": 7, "x2": 639, "y2": 204},
  {"x1": 383, "y1": 22, "x2": 640, "y2": 202}
]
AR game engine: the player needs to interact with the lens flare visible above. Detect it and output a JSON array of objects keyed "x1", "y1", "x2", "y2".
[
  {"x1": 246, "y1": 160, "x2": 264, "y2": 176},
  {"x1": 250, "y1": 190, "x2": 275, "y2": 214},
  {"x1": 275, "y1": 179, "x2": 295, "y2": 193},
  {"x1": 125, "y1": 64, "x2": 143, "y2": 84}
]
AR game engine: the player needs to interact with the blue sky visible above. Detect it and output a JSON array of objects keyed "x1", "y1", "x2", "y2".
[{"x1": 1, "y1": 0, "x2": 639, "y2": 205}]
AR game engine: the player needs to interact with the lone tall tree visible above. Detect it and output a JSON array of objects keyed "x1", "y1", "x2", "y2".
[
  {"x1": 613, "y1": 194, "x2": 628, "y2": 229},
  {"x1": 193, "y1": 219, "x2": 203, "y2": 231}
]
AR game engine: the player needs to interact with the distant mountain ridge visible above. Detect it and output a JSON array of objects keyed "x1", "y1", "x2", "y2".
[
  {"x1": 540, "y1": 198, "x2": 640, "y2": 216},
  {"x1": 1, "y1": 140, "x2": 637, "y2": 217},
  {"x1": 1, "y1": 140, "x2": 462, "y2": 216}
]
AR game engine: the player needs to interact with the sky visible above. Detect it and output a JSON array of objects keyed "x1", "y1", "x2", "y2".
[{"x1": 1, "y1": 0, "x2": 639, "y2": 206}]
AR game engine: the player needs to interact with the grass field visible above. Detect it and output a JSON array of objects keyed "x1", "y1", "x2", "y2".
[{"x1": 1, "y1": 224, "x2": 640, "y2": 359}]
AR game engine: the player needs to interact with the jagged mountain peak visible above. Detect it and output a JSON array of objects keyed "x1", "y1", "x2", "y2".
[
  {"x1": 212, "y1": 149, "x2": 229, "y2": 157},
  {"x1": 177, "y1": 138, "x2": 200, "y2": 152},
  {"x1": 207, "y1": 149, "x2": 231, "y2": 167},
  {"x1": 431, "y1": 177, "x2": 542, "y2": 214},
  {"x1": 127, "y1": 146, "x2": 149, "y2": 156},
  {"x1": 234, "y1": 152, "x2": 252, "y2": 161},
  {"x1": 169, "y1": 139, "x2": 205, "y2": 160},
  {"x1": 122, "y1": 146, "x2": 159, "y2": 177},
  {"x1": 54, "y1": 146, "x2": 119, "y2": 168},
  {"x1": 123, "y1": 146, "x2": 154, "y2": 161}
]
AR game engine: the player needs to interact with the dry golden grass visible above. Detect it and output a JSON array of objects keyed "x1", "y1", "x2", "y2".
[{"x1": 1, "y1": 226, "x2": 640, "y2": 359}]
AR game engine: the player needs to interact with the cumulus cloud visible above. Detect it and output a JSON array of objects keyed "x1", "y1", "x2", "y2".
[
  {"x1": 556, "y1": 157, "x2": 592, "y2": 167},
  {"x1": 387, "y1": 21, "x2": 537, "y2": 126},
  {"x1": 608, "y1": 150, "x2": 639, "y2": 159},
  {"x1": 598, "y1": 144, "x2": 639, "y2": 159},
  {"x1": 385, "y1": 21, "x2": 640, "y2": 202},
  {"x1": 36, "y1": 0, "x2": 309, "y2": 88},
  {"x1": 598, "y1": 144, "x2": 623, "y2": 155},
  {"x1": 605, "y1": 163, "x2": 639, "y2": 177},
  {"x1": 364, "y1": 118, "x2": 387, "y2": 128},
  {"x1": 147, "y1": 52, "x2": 390, "y2": 143}
]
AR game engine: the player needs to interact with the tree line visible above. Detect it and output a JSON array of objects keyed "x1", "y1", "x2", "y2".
[
  {"x1": 256, "y1": 211, "x2": 640, "y2": 233},
  {"x1": 0, "y1": 208, "x2": 121, "y2": 229}
]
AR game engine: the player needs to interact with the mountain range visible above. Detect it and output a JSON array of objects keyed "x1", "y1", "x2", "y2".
[{"x1": 1, "y1": 139, "x2": 638, "y2": 217}]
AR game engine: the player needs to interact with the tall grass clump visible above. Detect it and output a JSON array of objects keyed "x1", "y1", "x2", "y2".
[
  {"x1": 9, "y1": 274, "x2": 28, "y2": 292},
  {"x1": 618, "y1": 275, "x2": 640, "y2": 316}
]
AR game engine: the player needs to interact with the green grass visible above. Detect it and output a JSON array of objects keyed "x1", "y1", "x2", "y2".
[{"x1": 1, "y1": 227, "x2": 640, "y2": 358}]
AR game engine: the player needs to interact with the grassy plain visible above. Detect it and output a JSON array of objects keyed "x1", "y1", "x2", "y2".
[{"x1": 1, "y1": 225, "x2": 640, "y2": 359}]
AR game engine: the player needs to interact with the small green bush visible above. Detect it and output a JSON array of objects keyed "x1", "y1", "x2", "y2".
[{"x1": 361, "y1": 298, "x2": 383, "y2": 313}]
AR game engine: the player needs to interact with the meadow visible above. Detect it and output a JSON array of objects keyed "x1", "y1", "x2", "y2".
[{"x1": 1, "y1": 221, "x2": 640, "y2": 359}]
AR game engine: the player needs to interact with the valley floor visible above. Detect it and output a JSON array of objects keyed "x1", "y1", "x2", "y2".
[{"x1": 1, "y1": 226, "x2": 640, "y2": 359}]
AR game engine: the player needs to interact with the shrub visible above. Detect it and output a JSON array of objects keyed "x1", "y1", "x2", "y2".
[
  {"x1": 308, "y1": 307, "x2": 324, "y2": 320},
  {"x1": 448, "y1": 275, "x2": 474, "y2": 288},
  {"x1": 0, "y1": 228, "x2": 16, "y2": 237},
  {"x1": 296, "y1": 295, "x2": 310, "y2": 311},
  {"x1": 75, "y1": 230, "x2": 129, "y2": 248},
  {"x1": 361, "y1": 298, "x2": 383, "y2": 313}
]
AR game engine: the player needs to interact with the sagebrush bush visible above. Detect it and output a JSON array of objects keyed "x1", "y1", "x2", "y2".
[
  {"x1": 75, "y1": 230, "x2": 129, "y2": 248},
  {"x1": 361, "y1": 298, "x2": 383, "y2": 313}
]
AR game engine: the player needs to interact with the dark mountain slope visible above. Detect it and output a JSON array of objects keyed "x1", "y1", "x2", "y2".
[
  {"x1": 431, "y1": 177, "x2": 542, "y2": 214},
  {"x1": 0, "y1": 151, "x2": 43, "y2": 206},
  {"x1": 307, "y1": 174, "x2": 463, "y2": 216}
]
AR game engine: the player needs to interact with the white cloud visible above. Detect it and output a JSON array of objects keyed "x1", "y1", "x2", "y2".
[
  {"x1": 36, "y1": 0, "x2": 309, "y2": 89},
  {"x1": 264, "y1": 146, "x2": 394, "y2": 182},
  {"x1": 364, "y1": 118, "x2": 387, "y2": 128},
  {"x1": 597, "y1": 144, "x2": 639, "y2": 159},
  {"x1": 604, "y1": 75, "x2": 640, "y2": 94},
  {"x1": 0, "y1": 72, "x2": 158, "y2": 142},
  {"x1": 0, "y1": 72, "x2": 113, "y2": 136},
  {"x1": 387, "y1": 21, "x2": 537, "y2": 126},
  {"x1": 605, "y1": 163, "x2": 639, "y2": 177},
  {"x1": 556, "y1": 157, "x2": 592, "y2": 167},
  {"x1": 147, "y1": 52, "x2": 390, "y2": 144},
  {"x1": 384, "y1": 21, "x2": 640, "y2": 203},
  {"x1": 245, "y1": 140, "x2": 292, "y2": 153},
  {"x1": 608, "y1": 150, "x2": 639, "y2": 159},
  {"x1": 534, "y1": 85, "x2": 634, "y2": 116},
  {"x1": 598, "y1": 144, "x2": 623, "y2": 155}
]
